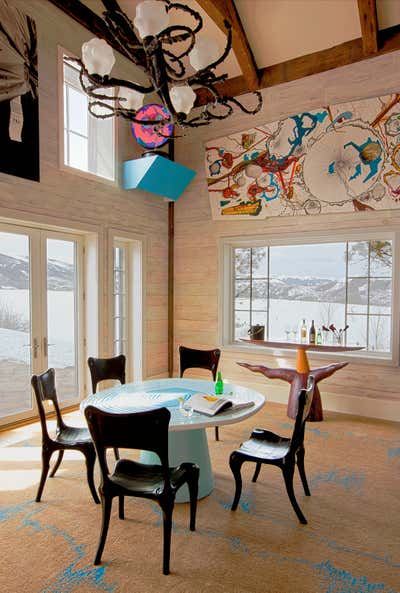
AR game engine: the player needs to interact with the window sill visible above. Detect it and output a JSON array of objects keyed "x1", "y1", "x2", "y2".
[
  {"x1": 224, "y1": 341, "x2": 397, "y2": 367},
  {"x1": 59, "y1": 163, "x2": 118, "y2": 188}
]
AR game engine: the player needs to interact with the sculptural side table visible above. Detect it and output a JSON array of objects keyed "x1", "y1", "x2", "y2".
[{"x1": 239, "y1": 340, "x2": 362, "y2": 421}]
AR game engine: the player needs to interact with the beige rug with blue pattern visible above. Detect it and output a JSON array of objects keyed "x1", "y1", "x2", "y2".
[{"x1": 0, "y1": 402, "x2": 399, "y2": 593}]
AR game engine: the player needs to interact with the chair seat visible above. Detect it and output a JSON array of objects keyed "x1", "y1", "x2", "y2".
[
  {"x1": 55, "y1": 425, "x2": 93, "y2": 446},
  {"x1": 237, "y1": 430, "x2": 291, "y2": 461},
  {"x1": 110, "y1": 458, "x2": 193, "y2": 496}
]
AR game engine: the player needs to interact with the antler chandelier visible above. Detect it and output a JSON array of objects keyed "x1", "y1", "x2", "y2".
[{"x1": 70, "y1": 0, "x2": 262, "y2": 133}]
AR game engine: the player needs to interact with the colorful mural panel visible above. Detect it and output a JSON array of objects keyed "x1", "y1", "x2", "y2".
[{"x1": 205, "y1": 94, "x2": 400, "y2": 219}]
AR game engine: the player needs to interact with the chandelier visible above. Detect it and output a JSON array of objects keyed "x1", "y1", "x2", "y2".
[{"x1": 70, "y1": 0, "x2": 262, "y2": 135}]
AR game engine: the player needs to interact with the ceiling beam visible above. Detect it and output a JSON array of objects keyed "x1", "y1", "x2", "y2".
[
  {"x1": 196, "y1": 0, "x2": 260, "y2": 91},
  {"x1": 357, "y1": 0, "x2": 379, "y2": 55},
  {"x1": 195, "y1": 24, "x2": 400, "y2": 106},
  {"x1": 47, "y1": 0, "x2": 138, "y2": 63}
]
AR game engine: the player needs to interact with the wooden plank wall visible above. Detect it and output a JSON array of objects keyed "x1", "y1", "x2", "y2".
[
  {"x1": 0, "y1": 1, "x2": 169, "y2": 382},
  {"x1": 174, "y1": 49, "x2": 400, "y2": 420}
]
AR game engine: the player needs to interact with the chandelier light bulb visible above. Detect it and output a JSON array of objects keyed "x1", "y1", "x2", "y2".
[
  {"x1": 119, "y1": 87, "x2": 144, "y2": 111},
  {"x1": 170, "y1": 85, "x2": 196, "y2": 115},
  {"x1": 82, "y1": 38, "x2": 115, "y2": 76},
  {"x1": 134, "y1": 0, "x2": 169, "y2": 39},
  {"x1": 189, "y1": 37, "x2": 219, "y2": 71}
]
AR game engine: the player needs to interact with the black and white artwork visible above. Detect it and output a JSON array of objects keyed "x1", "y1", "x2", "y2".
[{"x1": 0, "y1": 0, "x2": 39, "y2": 181}]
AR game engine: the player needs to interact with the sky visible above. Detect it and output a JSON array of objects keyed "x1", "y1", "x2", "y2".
[
  {"x1": 0, "y1": 232, "x2": 74, "y2": 263},
  {"x1": 270, "y1": 243, "x2": 346, "y2": 279}
]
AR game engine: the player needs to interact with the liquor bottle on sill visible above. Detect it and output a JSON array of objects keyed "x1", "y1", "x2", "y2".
[
  {"x1": 300, "y1": 319, "x2": 307, "y2": 343},
  {"x1": 215, "y1": 371, "x2": 224, "y2": 395},
  {"x1": 309, "y1": 320, "x2": 316, "y2": 344},
  {"x1": 316, "y1": 327, "x2": 323, "y2": 345}
]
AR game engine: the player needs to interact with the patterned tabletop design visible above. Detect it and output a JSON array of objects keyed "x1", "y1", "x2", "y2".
[{"x1": 81, "y1": 378, "x2": 265, "y2": 432}]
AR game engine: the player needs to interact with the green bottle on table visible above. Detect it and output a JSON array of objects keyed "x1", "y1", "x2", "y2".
[{"x1": 215, "y1": 371, "x2": 224, "y2": 395}]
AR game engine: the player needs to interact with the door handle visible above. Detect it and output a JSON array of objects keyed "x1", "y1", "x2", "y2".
[
  {"x1": 23, "y1": 340, "x2": 40, "y2": 358},
  {"x1": 43, "y1": 337, "x2": 54, "y2": 357}
]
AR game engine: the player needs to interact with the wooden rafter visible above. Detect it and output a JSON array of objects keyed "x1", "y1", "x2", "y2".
[
  {"x1": 47, "y1": 0, "x2": 142, "y2": 64},
  {"x1": 198, "y1": 23, "x2": 400, "y2": 106},
  {"x1": 357, "y1": 0, "x2": 379, "y2": 55},
  {"x1": 196, "y1": 0, "x2": 260, "y2": 91},
  {"x1": 48, "y1": 0, "x2": 400, "y2": 105}
]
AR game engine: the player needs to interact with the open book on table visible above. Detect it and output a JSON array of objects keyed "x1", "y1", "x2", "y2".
[{"x1": 188, "y1": 393, "x2": 254, "y2": 417}]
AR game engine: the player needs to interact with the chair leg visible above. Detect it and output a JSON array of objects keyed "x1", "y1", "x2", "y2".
[
  {"x1": 282, "y1": 465, "x2": 307, "y2": 525},
  {"x1": 118, "y1": 495, "x2": 125, "y2": 520},
  {"x1": 187, "y1": 468, "x2": 199, "y2": 531},
  {"x1": 113, "y1": 448, "x2": 120, "y2": 460},
  {"x1": 49, "y1": 450, "x2": 64, "y2": 478},
  {"x1": 36, "y1": 448, "x2": 51, "y2": 502},
  {"x1": 161, "y1": 501, "x2": 173, "y2": 575},
  {"x1": 252, "y1": 461, "x2": 262, "y2": 483},
  {"x1": 94, "y1": 495, "x2": 113, "y2": 565},
  {"x1": 84, "y1": 447, "x2": 100, "y2": 504},
  {"x1": 229, "y1": 452, "x2": 244, "y2": 511},
  {"x1": 214, "y1": 426, "x2": 220, "y2": 441},
  {"x1": 296, "y1": 447, "x2": 310, "y2": 496}
]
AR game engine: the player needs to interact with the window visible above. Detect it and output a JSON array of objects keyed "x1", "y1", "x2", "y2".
[
  {"x1": 62, "y1": 53, "x2": 115, "y2": 180},
  {"x1": 112, "y1": 236, "x2": 144, "y2": 382},
  {"x1": 225, "y1": 235, "x2": 395, "y2": 358},
  {"x1": 113, "y1": 243, "x2": 128, "y2": 357}
]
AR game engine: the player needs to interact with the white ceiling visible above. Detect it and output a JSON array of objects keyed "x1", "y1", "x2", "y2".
[
  {"x1": 236, "y1": 0, "x2": 400, "y2": 69},
  {"x1": 83, "y1": 0, "x2": 400, "y2": 78}
]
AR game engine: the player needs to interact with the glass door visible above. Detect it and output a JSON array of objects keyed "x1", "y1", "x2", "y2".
[
  {"x1": 45, "y1": 236, "x2": 81, "y2": 403},
  {"x1": 0, "y1": 224, "x2": 83, "y2": 426},
  {"x1": 0, "y1": 227, "x2": 37, "y2": 423}
]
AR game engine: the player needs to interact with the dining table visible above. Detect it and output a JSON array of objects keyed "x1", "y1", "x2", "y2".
[
  {"x1": 239, "y1": 339, "x2": 363, "y2": 421},
  {"x1": 81, "y1": 377, "x2": 265, "y2": 502}
]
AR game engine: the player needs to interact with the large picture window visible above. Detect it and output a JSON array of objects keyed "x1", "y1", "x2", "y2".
[
  {"x1": 62, "y1": 53, "x2": 115, "y2": 181},
  {"x1": 230, "y1": 237, "x2": 394, "y2": 357}
]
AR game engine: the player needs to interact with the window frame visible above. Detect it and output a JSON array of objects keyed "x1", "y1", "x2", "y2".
[
  {"x1": 220, "y1": 228, "x2": 399, "y2": 365},
  {"x1": 109, "y1": 230, "x2": 145, "y2": 383},
  {"x1": 58, "y1": 46, "x2": 118, "y2": 186}
]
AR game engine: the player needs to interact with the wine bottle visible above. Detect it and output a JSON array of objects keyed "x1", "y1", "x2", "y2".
[
  {"x1": 215, "y1": 371, "x2": 224, "y2": 395},
  {"x1": 309, "y1": 320, "x2": 316, "y2": 344},
  {"x1": 300, "y1": 319, "x2": 307, "y2": 343},
  {"x1": 316, "y1": 327, "x2": 323, "y2": 345}
]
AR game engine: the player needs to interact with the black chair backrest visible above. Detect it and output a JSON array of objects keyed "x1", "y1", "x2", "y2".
[
  {"x1": 88, "y1": 355, "x2": 126, "y2": 393},
  {"x1": 179, "y1": 346, "x2": 221, "y2": 381},
  {"x1": 289, "y1": 375, "x2": 315, "y2": 454},
  {"x1": 85, "y1": 405, "x2": 171, "y2": 487},
  {"x1": 31, "y1": 368, "x2": 65, "y2": 440}
]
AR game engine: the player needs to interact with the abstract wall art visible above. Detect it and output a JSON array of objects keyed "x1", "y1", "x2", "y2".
[
  {"x1": 0, "y1": 0, "x2": 39, "y2": 182},
  {"x1": 205, "y1": 93, "x2": 400, "y2": 219}
]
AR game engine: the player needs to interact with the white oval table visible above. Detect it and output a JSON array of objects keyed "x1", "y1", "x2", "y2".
[{"x1": 81, "y1": 378, "x2": 265, "y2": 502}]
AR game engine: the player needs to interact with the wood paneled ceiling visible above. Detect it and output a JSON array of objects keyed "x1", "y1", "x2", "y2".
[{"x1": 49, "y1": 0, "x2": 400, "y2": 105}]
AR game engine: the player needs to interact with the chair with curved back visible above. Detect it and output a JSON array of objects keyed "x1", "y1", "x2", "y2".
[
  {"x1": 87, "y1": 354, "x2": 126, "y2": 459},
  {"x1": 229, "y1": 375, "x2": 315, "y2": 524},
  {"x1": 84, "y1": 405, "x2": 199, "y2": 574},
  {"x1": 31, "y1": 368, "x2": 100, "y2": 504},
  {"x1": 179, "y1": 345, "x2": 221, "y2": 440}
]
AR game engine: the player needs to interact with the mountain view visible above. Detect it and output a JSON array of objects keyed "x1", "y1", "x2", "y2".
[
  {"x1": 236, "y1": 275, "x2": 392, "y2": 306},
  {"x1": 0, "y1": 253, "x2": 74, "y2": 290}
]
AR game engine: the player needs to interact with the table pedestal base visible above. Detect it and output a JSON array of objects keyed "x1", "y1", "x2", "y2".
[{"x1": 140, "y1": 428, "x2": 214, "y2": 502}]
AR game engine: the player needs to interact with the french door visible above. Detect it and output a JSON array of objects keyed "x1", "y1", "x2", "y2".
[{"x1": 0, "y1": 223, "x2": 83, "y2": 426}]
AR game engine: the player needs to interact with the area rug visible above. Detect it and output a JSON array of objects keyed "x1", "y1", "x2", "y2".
[{"x1": 0, "y1": 402, "x2": 399, "y2": 593}]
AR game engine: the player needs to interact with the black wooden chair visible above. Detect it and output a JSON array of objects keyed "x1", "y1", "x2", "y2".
[
  {"x1": 88, "y1": 354, "x2": 126, "y2": 459},
  {"x1": 31, "y1": 368, "x2": 100, "y2": 504},
  {"x1": 179, "y1": 345, "x2": 221, "y2": 440},
  {"x1": 84, "y1": 405, "x2": 199, "y2": 574},
  {"x1": 229, "y1": 376, "x2": 315, "y2": 524}
]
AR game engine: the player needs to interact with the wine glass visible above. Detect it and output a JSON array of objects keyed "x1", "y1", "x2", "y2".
[{"x1": 284, "y1": 326, "x2": 291, "y2": 341}]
